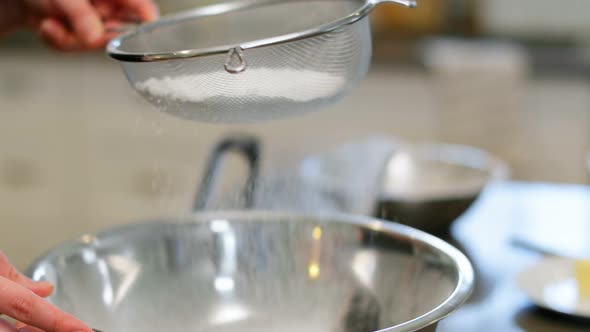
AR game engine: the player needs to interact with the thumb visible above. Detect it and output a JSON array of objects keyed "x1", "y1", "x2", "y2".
[{"x1": 0, "y1": 319, "x2": 17, "y2": 332}]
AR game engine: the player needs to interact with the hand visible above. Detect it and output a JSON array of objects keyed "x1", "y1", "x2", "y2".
[
  {"x1": 19, "y1": 0, "x2": 158, "y2": 52},
  {"x1": 0, "y1": 252, "x2": 92, "y2": 332}
]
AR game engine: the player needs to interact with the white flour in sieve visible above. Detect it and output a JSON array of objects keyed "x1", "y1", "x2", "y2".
[{"x1": 135, "y1": 68, "x2": 346, "y2": 103}]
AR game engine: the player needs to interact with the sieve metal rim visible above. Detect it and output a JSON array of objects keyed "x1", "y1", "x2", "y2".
[{"x1": 106, "y1": 0, "x2": 416, "y2": 63}]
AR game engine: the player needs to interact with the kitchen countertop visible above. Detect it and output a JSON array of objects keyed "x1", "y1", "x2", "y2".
[{"x1": 435, "y1": 181, "x2": 590, "y2": 331}]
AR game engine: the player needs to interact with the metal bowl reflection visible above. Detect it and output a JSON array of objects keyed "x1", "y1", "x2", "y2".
[
  {"x1": 27, "y1": 212, "x2": 472, "y2": 332},
  {"x1": 376, "y1": 143, "x2": 509, "y2": 235}
]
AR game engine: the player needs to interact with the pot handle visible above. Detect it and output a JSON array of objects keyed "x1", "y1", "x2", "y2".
[{"x1": 193, "y1": 134, "x2": 260, "y2": 211}]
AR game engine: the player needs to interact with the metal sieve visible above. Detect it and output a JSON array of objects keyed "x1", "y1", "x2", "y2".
[{"x1": 106, "y1": 0, "x2": 417, "y2": 123}]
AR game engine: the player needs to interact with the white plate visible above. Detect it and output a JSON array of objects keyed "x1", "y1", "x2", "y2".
[{"x1": 517, "y1": 257, "x2": 590, "y2": 318}]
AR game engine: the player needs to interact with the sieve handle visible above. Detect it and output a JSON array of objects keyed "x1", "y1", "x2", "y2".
[
  {"x1": 193, "y1": 134, "x2": 260, "y2": 211},
  {"x1": 373, "y1": 0, "x2": 417, "y2": 7}
]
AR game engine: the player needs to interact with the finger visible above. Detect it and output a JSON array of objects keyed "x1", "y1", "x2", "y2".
[
  {"x1": 39, "y1": 18, "x2": 84, "y2": 52},
  {"x1": 0, "y1": 319, "x2": 17, "y2": 332},
  {"x1": 115, "y1": 0, "x2": 159, "y2": 21},
  {"x1": 104, "y1": 19, "x2": 127, "y2": 31},
  {"x1": 103, "y1": 20, "x2": 131, "y2": 39},
  {"x1": 20, "y1": 326, "x2": 46, "y2": 332},
  {"x1": 8, "y1": 321, "x2": 46, "y2": 332},
  {"x1": 52, "y1": 0, "x2": 104, "y2": 47},
  {"x1": 40, "y1": 18, "x2": 111, "y2": 51},
  {"x1": 0, "y1": 277, "x2": 91, "y2": 332},
  {"x1": 92, "y1": 0, "x2": 115, "y2": 19},
  {"x1": 92, "y1": 2, "x2": 136, "y2": 25},
  {"x1": 0, "y1": 254, "x2": 53, "y2": 298}
]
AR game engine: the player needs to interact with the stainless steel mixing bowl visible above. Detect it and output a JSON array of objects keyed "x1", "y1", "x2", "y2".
[
  {"x1": 375, "y1": 142, "x2": 509, "y2": 235},
  {"x1": 25, "y1": 135, "x2": 473, "y2": 332},
  {"x1": 26, "y1": 212, "x2": 473, "y2": 332}
]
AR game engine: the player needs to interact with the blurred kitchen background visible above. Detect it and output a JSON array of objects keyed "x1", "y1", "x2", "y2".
[{"x1": 1, "y1": 0, "x2": 590, "y2": 268}]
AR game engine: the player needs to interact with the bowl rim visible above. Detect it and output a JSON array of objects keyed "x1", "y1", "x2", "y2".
[
  {"x1": 107, "y1": 0, "x2": 370, "y2": 62},
  {"x1": 26, "y1": 210, "x2": 474, "y2": 332},
  {"x1": 107, "y1": 0, "x2": 416, "y2": 62},
  {"x1": 380, "y1": 141, "x2": 511, "y2": 202}
]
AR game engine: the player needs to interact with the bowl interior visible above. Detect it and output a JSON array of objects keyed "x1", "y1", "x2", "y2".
[
  {"x1": 28, "y1": 213, "x2": 468, "y2": 332},
  {"x1": 113, "y1": 0, "x2": 365, "y2": 55},
  {"x1": 377, "y1": 144, "x2": 507, "y2": 233},
  {"x1": 380, "y1": 144, "x2": 503, "y2": 201}
]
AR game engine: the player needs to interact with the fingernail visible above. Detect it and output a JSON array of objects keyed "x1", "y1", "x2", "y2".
[
  {"x1": 36, "y1": 280, "x2": 54, "y2": 289},
  {"x1": 88, "y1": 26, "x2": 102, "y2": 44},
  {"x1": 152, "y1": 5, "x2": 161, "y2": 20},
  {"x1": 82, "y1": 19, "x2": 103, "y2": 46}
]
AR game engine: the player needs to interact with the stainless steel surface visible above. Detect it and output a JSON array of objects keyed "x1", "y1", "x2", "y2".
[
  {"x1": 26, "y1": 212, "x2": 473, "y2": 332},
  {"x1": 25, "y1": 134, "x2": 473, "y2": 332},
  {"x1": 106, "y1": 0, "x2": 417, "y2": 123},
  {"x1": 376, "y1": 143, "x2": 509, "y2": 235},
  {"x1": 224, "y1": 47, "x2": 248, "y2": 74},
  {"x1": 107, "y1": 0, "x2": 416, "y2": 62}
]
